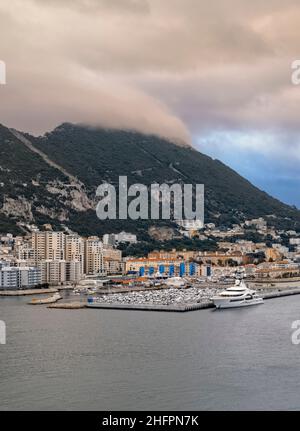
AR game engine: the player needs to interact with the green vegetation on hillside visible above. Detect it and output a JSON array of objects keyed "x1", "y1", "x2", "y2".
[
  {"x1": 35, "y1": 123, "x2": 300, "y2": 231},
  {"x1": 1, "y1": 122, "x2": 300, "y2": 237}
]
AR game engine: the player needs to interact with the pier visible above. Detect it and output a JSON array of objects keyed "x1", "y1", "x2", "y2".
[{"x1": 28, "y1": 293, "x2": 62, "y2": 305}]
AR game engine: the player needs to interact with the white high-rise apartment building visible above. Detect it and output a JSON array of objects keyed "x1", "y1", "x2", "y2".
[
  {"x1": 0, "y1": 267, "x2": 19, "y2": 289},
  {"x1": 66, "y1": 261, "x2": 82, "y2": 283},
  {"x1": 32, "y1": 232, "x2": 86, "y2": 283},
  {"x1": 65, "y1": 235, "x2": 84, "y2": 274},
  {"x1": 19, "y1": 267, "x2": 42, "y2": 287},
  {"x1": 38, "y1": 260, "x2": 66, "y2": 284},
  {"x1": 84, "y1": 237, "x2": 104, "y2": 275},
  {"x1": 32, "y1": 231, "x2": 65, "y2": 262},
  {"x1": 0, "y1": 267, "x2": 41, "y2": 289}
]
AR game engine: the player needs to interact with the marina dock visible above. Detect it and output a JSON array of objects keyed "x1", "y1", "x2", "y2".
[
  {"x1": 48, "y1": 301, "x2": 86, "y2": 309},
  {"x1": 85, "y1": 287, "x2": 300, "y2": 312},
  {"x1": 86, "y1": 301, "x2": 213, "y2": 312},
  {"x1": 40, "y1": 286, "x2": 300, "y2": 312}
]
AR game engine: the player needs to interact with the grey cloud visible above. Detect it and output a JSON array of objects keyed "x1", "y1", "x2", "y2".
[
  {"x1": 33, "y1": 0, "x2": 150, "y2": 14},
  {"x1": 1, "y1": 0, "x2": 300, "y2": 154}
]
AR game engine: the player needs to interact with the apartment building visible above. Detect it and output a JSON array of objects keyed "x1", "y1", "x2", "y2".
[
  {"x1": 32, "y1": 231, "x2": 65, "y2": 262},
  {"x1": 84, "y1": 237, "x2": 104, "y2": 275},
  {"x1": 103, "y1": 231, "x2": 137, "y2": 246},
  {"x1": 38, "y1": 260, "x2": 66, "y2": 284},
  {"x1": 19, "y1": 267, "x2": 42, "y2": 288},
  {"x1": 65, "y1": 235, "x2": 84, "y2": 274},
  {"x1": 0, "y1": 266, "x2": 42, "y2": 289},
  {"x1": 15, "y1": 242, "x2": 36, "y2": 264},
  {"x1": 66, "y1": 260, "x2": 82, "y2": 283},
  {"x1": 0, "y1": 267, "x2": 19, "y2": 289}
]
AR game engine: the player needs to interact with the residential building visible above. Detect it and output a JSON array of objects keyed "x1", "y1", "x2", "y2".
[
  {"x1": 38, "y1": 260, "x2": 66, "y2": 284},
  {"x1": 19, "y1": 267, "x2": 42, "y2": 288},
  {"x1": 0, "y1": 266, "x2": 41, "y2": 289},
  {"x1": 103, "y1": 231, "x2": 137, "y2": 245},
  {"x1": 84, "y1": 237, "x2": 104, "y2": 275},
  {"x1": 32, "y1": 231, "x2": 65, "y2": 262},
  {"x1": 65, "y1": 234, "x2": 84, "y2": 274},
  {"x1": 66, "y1": 260, "x2": 82, "y2": 283},
  {"x1": 0, "y1": 267, "x2": 19, "y2": 289}
]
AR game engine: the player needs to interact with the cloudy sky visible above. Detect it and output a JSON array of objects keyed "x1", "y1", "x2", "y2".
[{"x1": 1, "y1": 0, "x2": 300, "y2": 206}]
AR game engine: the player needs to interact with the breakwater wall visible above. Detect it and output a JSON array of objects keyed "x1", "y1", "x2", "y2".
[{"x1": 262, "y1": 287, "x2": 300, "y2": 300}]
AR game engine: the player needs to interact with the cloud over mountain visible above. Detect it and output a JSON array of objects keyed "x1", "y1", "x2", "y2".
[{"x1": 1, "y1": 0, "x2": 300, "y2": 154}]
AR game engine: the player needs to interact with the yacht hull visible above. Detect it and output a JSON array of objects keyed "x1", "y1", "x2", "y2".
[{"x1": 212, "y1": 297, "x2": 264, "y2": 309}]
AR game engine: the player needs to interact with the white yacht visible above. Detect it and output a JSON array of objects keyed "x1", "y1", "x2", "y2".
[{"x1": 211, "y1": 279, "x2": 263, "y2": 309}]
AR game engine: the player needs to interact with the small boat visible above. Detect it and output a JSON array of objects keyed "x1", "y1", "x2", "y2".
[{"x1": 211, "y1": 279, "x2": 263, "y2": 309}]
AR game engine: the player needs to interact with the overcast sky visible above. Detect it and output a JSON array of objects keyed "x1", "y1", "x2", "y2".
[{"x1": 1, "y1": 0, "x2": 300, "y2": 206}]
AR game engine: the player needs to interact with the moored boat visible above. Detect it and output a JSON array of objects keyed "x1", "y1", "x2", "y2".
[{"x1": 211, "y1": 279, "x2": 263, "y2": 309}]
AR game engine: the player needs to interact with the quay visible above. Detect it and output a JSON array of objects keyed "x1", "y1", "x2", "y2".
[
  {"x1": 86, "y1": 301, "x2": 213, "y2": 312},
  {"x1": 48, "y1": 301, "x2": 86, "y2": 309},
  {"x1": 0, "y1": 288, "x2": 58, "y2": 296},
  {"x1": 262, "y1": 287, "x2": 300, "y2": 300}
]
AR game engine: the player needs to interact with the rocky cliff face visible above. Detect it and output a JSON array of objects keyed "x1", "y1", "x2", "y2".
[
  {"x1": 0, "y1": 124, "x2": 94, "y2": 234},
  {"x1": 0, "y1": 122, "x2": 300, "y2": 237}
]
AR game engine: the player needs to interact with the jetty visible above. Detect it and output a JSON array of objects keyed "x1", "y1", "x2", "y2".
[{"x1": 28, "y1": 293, "x2": 62, "y2": 305}]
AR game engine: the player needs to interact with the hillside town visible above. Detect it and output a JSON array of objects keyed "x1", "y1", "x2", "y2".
[{"x1": 1, "y1": 216, "x2": 300, "y2": 291}]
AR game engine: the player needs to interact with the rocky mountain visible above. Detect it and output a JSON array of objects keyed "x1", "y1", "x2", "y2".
[{"x1": 0, "y1": 122, "x2": 299, "y2": 238}]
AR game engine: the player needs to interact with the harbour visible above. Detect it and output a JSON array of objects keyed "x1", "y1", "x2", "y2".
[
  {"x1": 1, "y1": 292, "x2": 300, "y2": 410},
  {"x1": 3, "y1": 282, "x2": 299, "y2": 312},
  {"x1": 85, "y1": 286, "x2": 300, "y2": 311}
]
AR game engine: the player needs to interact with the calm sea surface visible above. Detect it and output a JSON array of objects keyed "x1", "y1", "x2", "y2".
[{"x1": 1, "y1": 294, "x2": 300, "y2": 410}]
